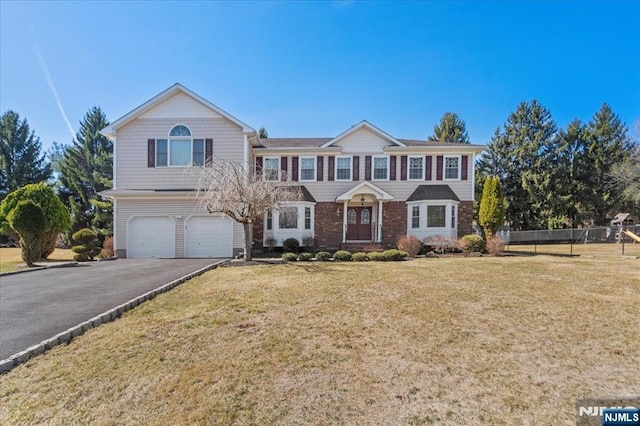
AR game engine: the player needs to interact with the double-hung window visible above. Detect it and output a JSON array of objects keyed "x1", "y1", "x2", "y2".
[
  {"x1": 156, "y1": 125, "x2": 203, "y2": 167},
  {"x1": 304, "y1": 207, "x2": 312, "y2": 230},
  {"x1": 336, "y1": 156, "x2": 352, "y2": 181},
  {"x1": 409, "y1": 156, "x2": 424, "y2": 180},
  {"x1": 373, "y1": 156, "x2": 389, "y2": 180},
  {"x1": 264, "y1": 157, "x2": 280, "y2": 181},
  {"x1": 300, "y1": 156, "x2": 316, "y2": 181},
  {"x1": 444, "y1": 156, "x2": 460, "y2": 180},
  {"x1": 411, "y1": 206, "x2": 420, "y2": 229}
]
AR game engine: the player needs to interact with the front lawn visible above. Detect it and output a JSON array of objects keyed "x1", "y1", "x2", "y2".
[
  {"x1": 0, "y1": 248, "x2": 75, "y2": 273},
  {"x1": 1, "y1": 257, "x2": 638, "y2": 424}
]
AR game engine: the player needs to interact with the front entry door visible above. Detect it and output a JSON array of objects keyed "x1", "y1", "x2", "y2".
[{"x1": 346, "y1": 207, "x2": 372, "y2": 240}]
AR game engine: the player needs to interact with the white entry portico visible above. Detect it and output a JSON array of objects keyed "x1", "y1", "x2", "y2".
[{"x1": 336, "y1": 181, "x2": 393, "y2": 243}]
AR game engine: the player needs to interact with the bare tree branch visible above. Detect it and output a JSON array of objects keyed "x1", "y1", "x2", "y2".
[{"x1": 195, "y1": 158, "x2": 302, "y2": 260}]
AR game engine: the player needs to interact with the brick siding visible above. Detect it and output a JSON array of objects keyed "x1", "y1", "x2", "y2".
[
  {"x1": 381, "y1": 201, "x2": 407, "y2": 248},
  {"x1": 458, "y1": 200, "x2": 473, "y2": 237}
]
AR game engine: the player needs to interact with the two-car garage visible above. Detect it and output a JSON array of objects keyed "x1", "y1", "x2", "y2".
[{"x1": 127, "y1": 215, "x2": 233, "y2": 258}]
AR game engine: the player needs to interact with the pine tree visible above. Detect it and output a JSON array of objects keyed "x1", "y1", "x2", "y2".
[
  {"x1": 55, "y1": 107, "x2": 112, "y2": 240},
  {"x1": 428, "y1": 112, "x2": 470, "y2": 143},
  {"x1": 478, "y1": 176, "x2": 506, "y2": 239},
  {"x1": 0, "y1": 111, "x2": 52, "y2": 199},
  {"x1": 581, "y1": 104, "x2": 633, "y2": 225}
]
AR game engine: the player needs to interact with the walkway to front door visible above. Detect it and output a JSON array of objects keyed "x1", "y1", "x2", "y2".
[{"x1": 346, "y1": 207, "x2": 372, "y2": 240}]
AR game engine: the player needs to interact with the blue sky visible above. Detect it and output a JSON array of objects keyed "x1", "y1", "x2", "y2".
[{"x1": 1, "y1": 0, "x2": 638, "y2": 152}]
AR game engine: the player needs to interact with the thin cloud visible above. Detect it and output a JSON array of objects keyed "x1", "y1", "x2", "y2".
[{"x1": 31, "y1": 37, "x2": 76, "y2": 141}]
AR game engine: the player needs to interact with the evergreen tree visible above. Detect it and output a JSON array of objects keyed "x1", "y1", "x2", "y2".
[
  {"x1": 581, "y1": 104, "x2": 633, "y2": 225},
  {"x1": 55, "y1": 107, "x2": 112, "y2": 240},
  {"x1": 0, "y1": 111, "x2": 52, "y2": 199},
  {"x1": 477, "y1": 100, "x2": 557, "y2": 230},
  {"x1": 478, "y1": 176, "x2": 506, "y2": 239},
  {"x1": 428, "y1": 112, "x2": 470, "y2": 143},
  {"x1": 258, "y1": 126, "x2": 268, "y2": 138}
]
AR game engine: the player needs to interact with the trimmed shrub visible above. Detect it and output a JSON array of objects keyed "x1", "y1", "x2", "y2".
[
  {"x1": 397, "y1": 235, "x2": 422, "y2": 257},
  {"x1": 352, "y1": 252, "x2": 368, "y2": 261},
  {"x1": 71, "y1": 228, "x2": 101, "y2": 262},
  {"x1": 333, "y1": 250, "x2": 352, "y2": 261},
  {"x1": 282, "y1": 252, "x2": 298, "y2": 262},
  {"x1": 486, "y1": 236, "x2": 505, "y2": 256},
  {"x1": 0, "y1": 183, "x2": 70, "y2": 259},
  {"x1": 298, "y1": 252, "x2": 313, "y2": 261},
  {"x1": 315, "y1": 251, "x2": 332, "y2": 261},
  {"x1": 282, "y1": 238, "x2": 300, "y2": 253},
  {"x1": 100, "y1": 236, "x2": 115, "y2": 258},
  {"x1": 383, "y1": 249, "x2": 408, "y2": 261},
  {"x1": 7, "y1": 200, "x2": 47, "y2": 266},
  {"x1": 368, "y1": 251, "x2": 386, "y2": 261},
  {"x1": 459, "y1": 235, "x2": 486, "y2": 253},
  {"x1": 424, "y1": 235, "x2": 459, "y2": 254}
]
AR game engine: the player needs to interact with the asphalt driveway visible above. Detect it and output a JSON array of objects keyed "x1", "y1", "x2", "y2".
[{"x1": 0, "y1": 259, "x2": 218, "y2": 360}]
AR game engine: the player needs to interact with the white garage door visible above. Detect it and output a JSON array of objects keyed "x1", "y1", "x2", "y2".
[
  {"x1": 128, "y1": 216, "x2": 175, "y2": 258},
  {"x1": 185, "y1": 216, "x2": 233, "y2": 258}
]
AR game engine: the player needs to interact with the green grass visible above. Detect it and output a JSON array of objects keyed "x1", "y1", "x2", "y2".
[
  {"x1": 1, "y1": 257, "x2": 638, "y2": 424},
  {"x1": 0, "y1": 248, "x2": 75, "y2": 273}
]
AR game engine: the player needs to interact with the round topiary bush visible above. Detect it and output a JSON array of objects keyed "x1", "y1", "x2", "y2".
[
  {"x1": 71, "y1": 228, "x2": 101, "y2": 262},
  {"x1": 368, "y1": 251, "x2": 386, "y2": 261},
  {"x1": 383, "y1": 249, "x2": 408, "y2": 261},
  {"x1": 282, "y1": 252, "x2": 298, "y2": 262},
  {"x1": 298, "y1": 252, "x2": 313, "y2": 261},
  {"x1": 352, "y1": 252, "x2": 368, "y2": 261},
  {"x1": 333, "y1": 250, "x2": 352, "y2": 261},
  {"x1": 282, "y1": 238, "x2": 300, "y2": 253},
  {"x1": 315, "y1": 251, "x2": 332, "y2": 261},
  {"x1": 459, "y1": 235, "x2": 486, "y2": 253}
]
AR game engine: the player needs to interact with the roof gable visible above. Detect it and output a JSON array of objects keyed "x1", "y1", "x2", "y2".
[
  {"x1": 101, "y1": 83, "x2": 255, "y2": 138},
  {"x1": 336, "y1": 181, "x2": 394, "y2": 201},
  {"x1": 406, "y1": 185, "x2": 460, "y2": 202},
  {"x1": 321, "y1": 121, "x2": 406, "y2": 149}
]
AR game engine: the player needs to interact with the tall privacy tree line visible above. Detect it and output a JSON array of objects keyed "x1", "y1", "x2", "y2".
[
  {"x1": 1, "y1": 107, "x2": 113, "y2": 243},
  {"x1": 476, "y1": 101, "x2": 637, "y2": 230}
]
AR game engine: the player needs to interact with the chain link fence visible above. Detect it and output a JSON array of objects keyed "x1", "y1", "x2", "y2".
[{"x1": 497, "y1": 225, "x2": 640, "y2": 257}]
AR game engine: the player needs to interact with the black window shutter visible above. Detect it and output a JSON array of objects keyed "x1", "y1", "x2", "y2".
[
  {"x1": 255, "y1": 156, "x2": 263, "y2": 174},
  {"x1": 461, "y1": 155, "x2": 468, "y2": 180},
  {"x1": 400, "y1": 155, "x2": 407, "y2": 180},
  {"x1": 390, "y1": 156, "x2": 397, "y2": 181},
  {"x1": 292, "y1": 156, "x2": 299, "y2": 182},
  {"x1": 328, "y1": 156, "x2": 335, "y2": 181},
  {"x1": 205, "y1": 138, "x2": 213, "y2": 165},
  {"x1": 317, "y1": 156, "x2": 324, "y2": 181},
  {"x1": 353, "y1": 156, "x2": 359, "y2": 181},
  {"x1": 365, "y1": 156, "x2": 372, "y2": 180},
  {"x1": 426, "y1": 156, "x2": 432, "y2": 181},
  {"x1": 147, "y1": 139, "x2": 155, "y2": 168},
  {"x1": 281, "y1": 156, "x2": 288, "y2": 180},
  {"x1": 436, "y1": 156, "x2": 443, "y2": 180}
]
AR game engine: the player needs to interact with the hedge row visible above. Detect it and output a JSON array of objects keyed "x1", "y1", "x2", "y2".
[{"x1": 282, "y1": 249, "x2": 408, "y2": 262}]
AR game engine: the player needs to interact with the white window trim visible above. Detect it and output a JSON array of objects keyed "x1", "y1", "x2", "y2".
[
  {"x1": 406, "y1": 200, "x2": 459, "y2": 230},
  {"x1": 372, "y1": 155, "x2": 389, "y2": 181},
  {"x1": 299, "y1": 156, "x2": 317, "y2": 182},
  {"x1": 263, "y1": 156, "x2": 281, "y2": 182},
  {"x1": 408, "y1": 155, "x2": 425, "y2": 181},
  {"x1": 443, "y1": 155, "x2": 461, "y2": 181},
  {"x1": 411, "y1": 205, "x2": 420, "y2": 229},
  {"x1": 335, "y1": 155, "x2": 353, "y2": 181}
]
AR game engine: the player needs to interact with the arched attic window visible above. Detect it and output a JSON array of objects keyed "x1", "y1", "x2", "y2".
[{"x1": 155, "y1": 124, "x2": 205, "y2": 167}]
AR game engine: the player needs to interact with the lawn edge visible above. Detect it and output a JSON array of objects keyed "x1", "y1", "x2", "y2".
[{"x1": 0, "y1": 259, "x2": 225, "y2": 374}]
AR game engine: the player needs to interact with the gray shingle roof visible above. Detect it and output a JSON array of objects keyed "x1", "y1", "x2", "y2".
[
  {"x1": 406, "y1": 185, "x2": 460, "y2": 202},
  {"x1": 258, "y1": 137, "x2": 476, "y2": 148},
  {"x1": 279, "y1": 185, "x2": 316, "y2": 203}
]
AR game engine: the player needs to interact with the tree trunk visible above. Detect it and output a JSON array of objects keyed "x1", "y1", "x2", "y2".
[{"x1": 243, "y1": 222, "x2": 252, "y2": 261}]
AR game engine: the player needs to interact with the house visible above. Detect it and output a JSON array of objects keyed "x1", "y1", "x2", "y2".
[{"x1": 101, "y1": 84, "x2": 483, "y2": 258}]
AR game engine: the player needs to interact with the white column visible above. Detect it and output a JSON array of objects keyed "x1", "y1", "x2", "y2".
[
  {"x1": 342, "y1": 200, "x2": 348, "y2": 242},
  {"x1": 377, "y1": 200, "x2": 383, "y2": 242}
]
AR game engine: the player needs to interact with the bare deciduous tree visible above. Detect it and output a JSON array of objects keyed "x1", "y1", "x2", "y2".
[{"x1": 196, "y1": 159, "x2": 301, "y2": 261}]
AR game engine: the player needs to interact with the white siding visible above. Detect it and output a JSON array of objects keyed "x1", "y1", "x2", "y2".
[
  {"x1": 115, "y1": 117, "x2": 244, "y2": 190},
  {"x1": 140, "y1": 92, "x2": 222, "y2": 119},
  {"x1": 333, "y1": 128, "x2": 392, "y2": 153},
  {"x1": 115, "y1": 198, "x2": 243, "y2": 257}
]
